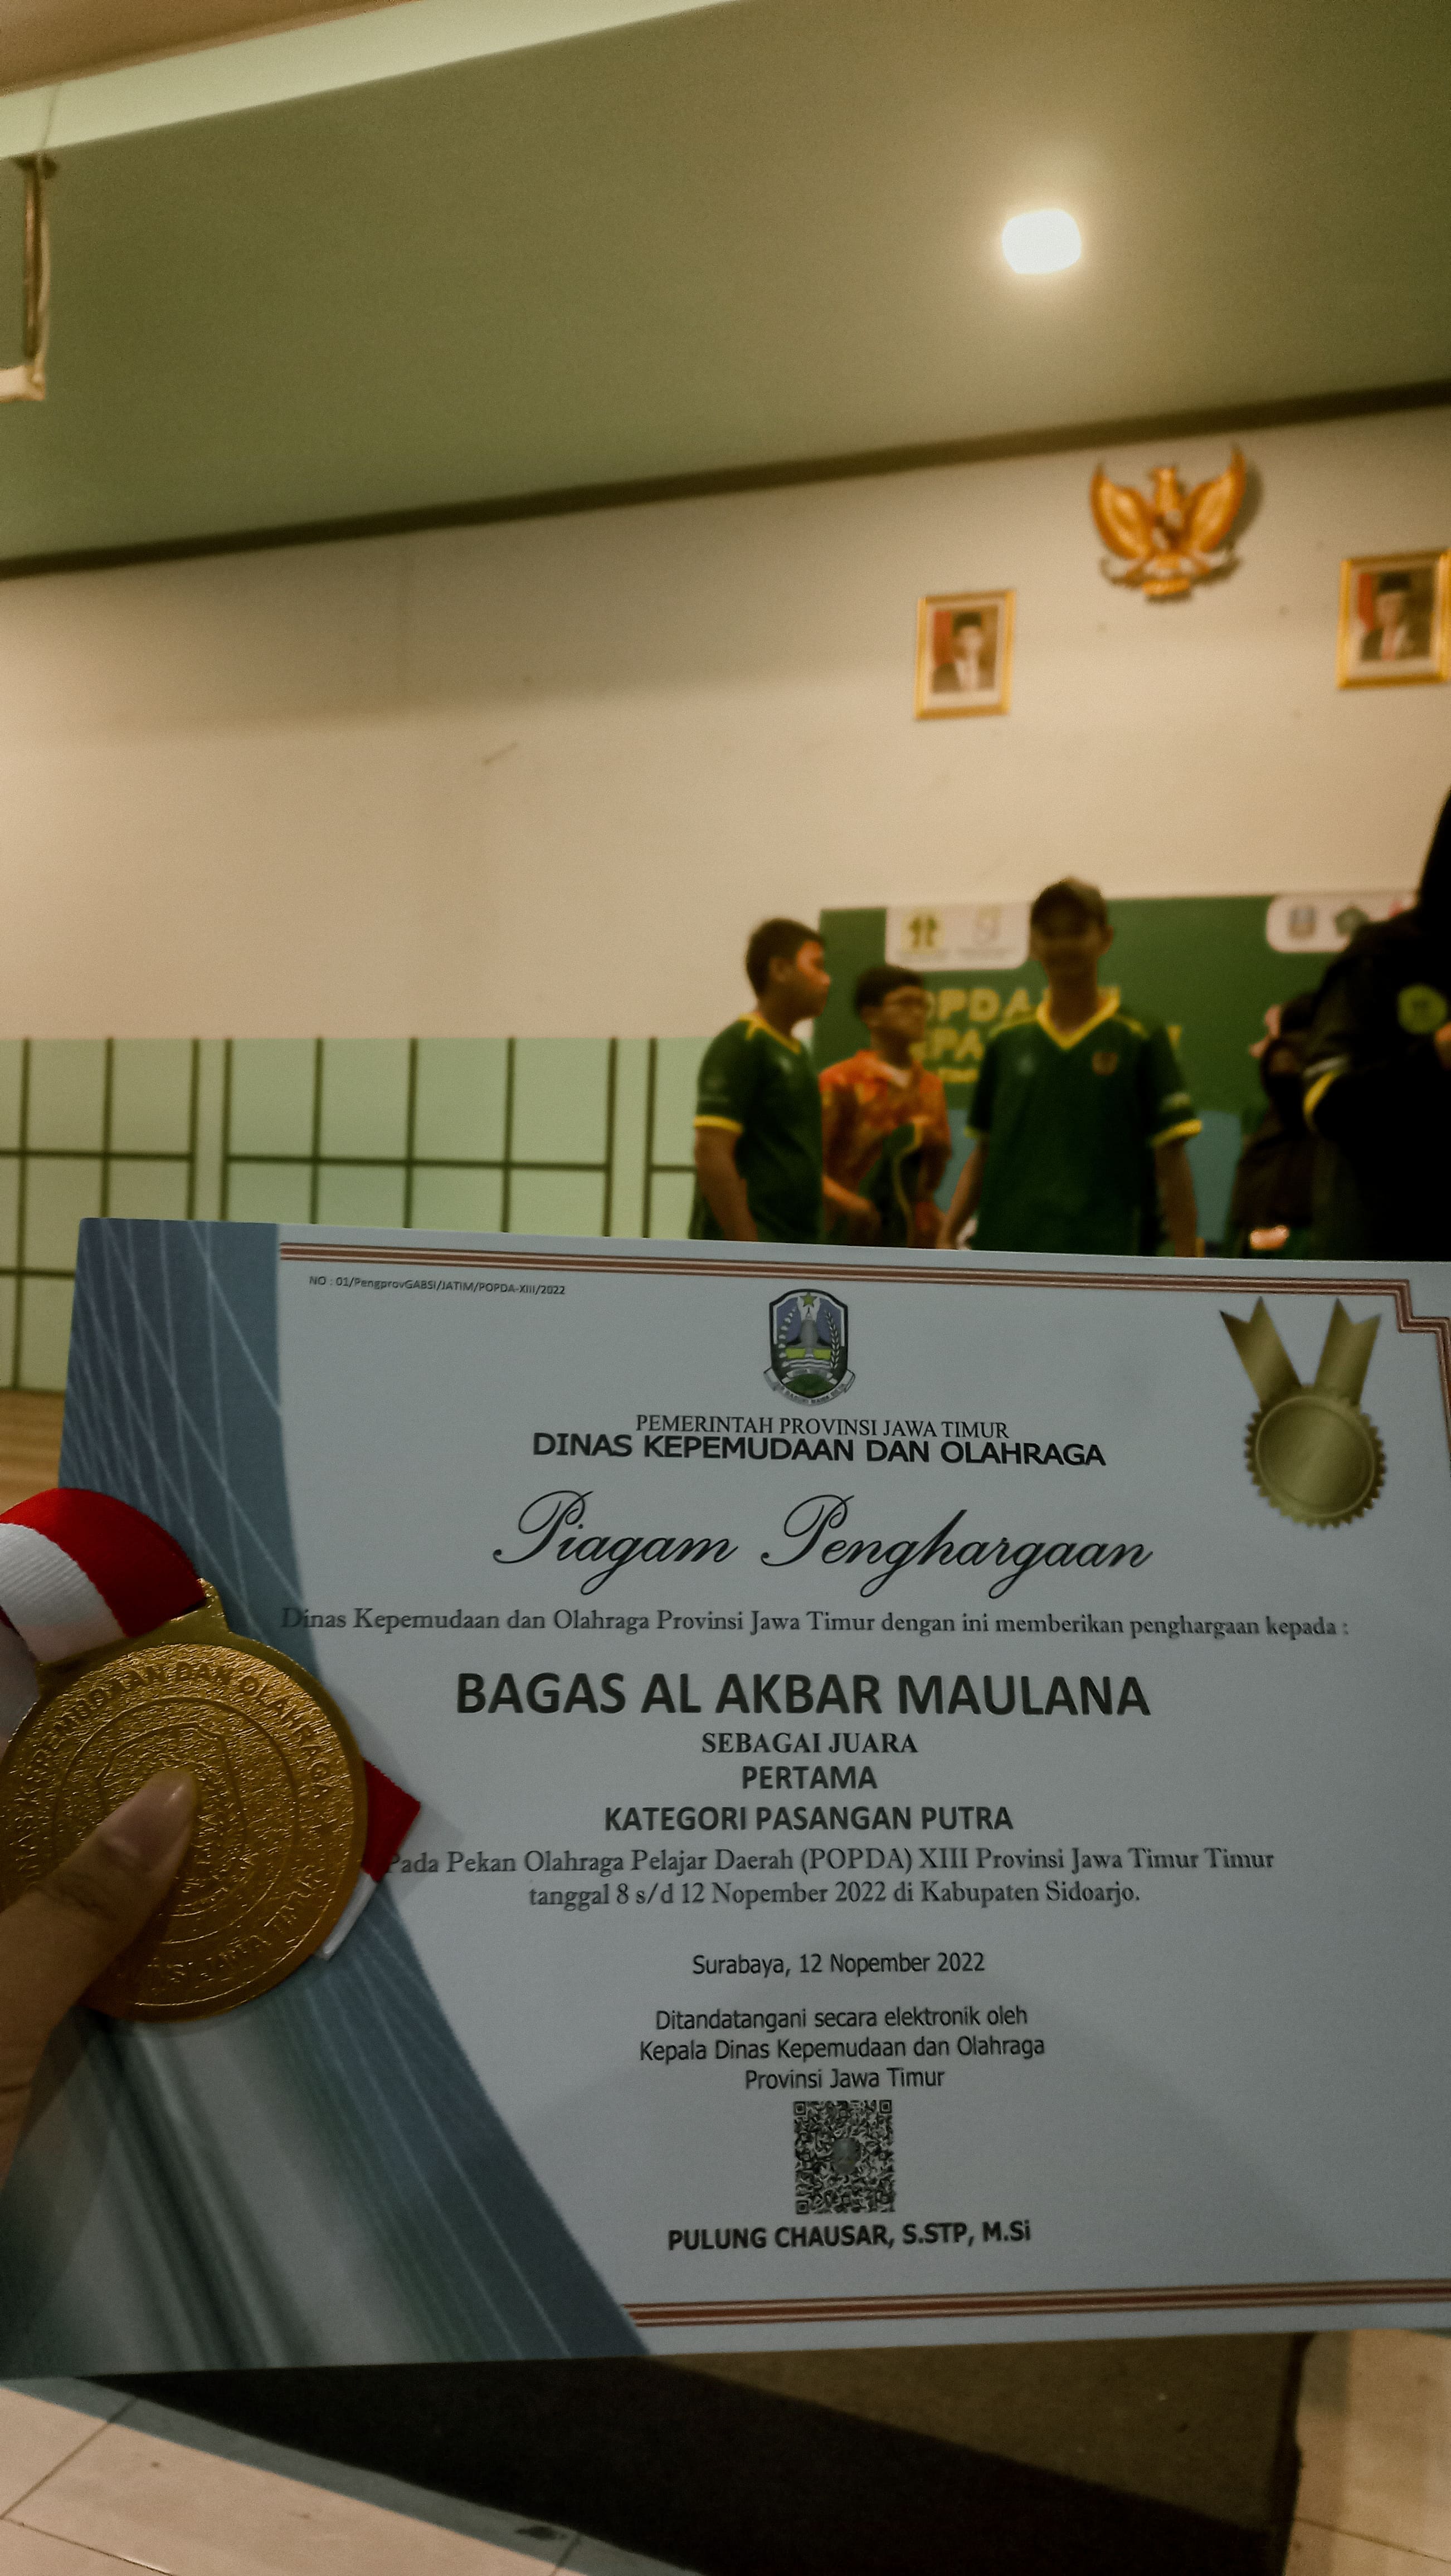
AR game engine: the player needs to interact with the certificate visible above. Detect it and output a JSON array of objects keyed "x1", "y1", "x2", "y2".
[{"x1": 2, "y1": 1218, "x2": 1449, "y2": 2373}]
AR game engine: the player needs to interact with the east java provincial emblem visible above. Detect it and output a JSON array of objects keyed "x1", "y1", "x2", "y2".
[
  {"x1": 1090, "y1": 448, "x2": 1247, "y2": 598},
  {"x1": 767, "y1": 1290, "x2": 854, "y2": 1403},
  {"x1": 1223, "y1": 1299, "x2": 1384, "y2": 1528}
]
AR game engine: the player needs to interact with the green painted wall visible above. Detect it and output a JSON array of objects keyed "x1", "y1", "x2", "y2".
[{"x1": 0, "y1": 1033, "x2": 706, "y2": 1389}]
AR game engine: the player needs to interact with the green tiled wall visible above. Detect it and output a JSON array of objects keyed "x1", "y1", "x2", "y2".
[{"x1": 0, "y1": 1035, "x2": 703, "y2": 1391}]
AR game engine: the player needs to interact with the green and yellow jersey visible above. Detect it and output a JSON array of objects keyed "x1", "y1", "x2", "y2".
[
  {"x1": 690, "y1": 1013, "x2": 824, "y2": 1243},
  {"x1": 971, "y1": 992, "x2": 1199, "y2": 1256}
]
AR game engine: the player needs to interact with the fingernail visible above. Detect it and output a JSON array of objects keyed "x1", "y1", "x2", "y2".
[{"x1": 97, "y1": 1772, "x2": 197, "y2": 1870}]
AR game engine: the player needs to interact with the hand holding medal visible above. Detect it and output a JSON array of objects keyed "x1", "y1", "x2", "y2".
[
  {"x1": 0, "y1": 1768, "x2": 196, "y2": 2184},
  {"x1": 0, "y1": 1489, "x2": 418, "y2": 2032}
]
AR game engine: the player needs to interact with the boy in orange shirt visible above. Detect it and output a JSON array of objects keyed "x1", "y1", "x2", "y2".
[{"x1": 820, "y1": 966, "x2": 951, "y2": 1246}]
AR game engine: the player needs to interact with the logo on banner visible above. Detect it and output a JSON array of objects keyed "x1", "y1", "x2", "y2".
[
  {"x1": 766, "y1": 1289, "x2": 854, "y2": 1404},
  {"x1": 1222, "y1": 1297, "x2": 1384, "y2": 1528}
]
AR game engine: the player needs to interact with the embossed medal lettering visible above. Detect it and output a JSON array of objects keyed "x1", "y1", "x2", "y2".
[{"x1": 0, "y1": 1587, "x2": 364, "y2": 2020}]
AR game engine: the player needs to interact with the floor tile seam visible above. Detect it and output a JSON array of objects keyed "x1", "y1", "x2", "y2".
[
  {"x1": 7, "y1": 2481, "x2": 574, "y2": 2571},
  {"x1": 8, "y1": 2490, "x2": 569, "y2": 2576},
  {"x1": 42, "y1": 2546, "x2": 171, "y2": 2576},
  {"x1": 1293, "y1": 2512, "x2": 1451, "y2": 2565},
  {"x1": 0, "y1": 2409, "x2": 126, "y2": 2527},
  {"x1": 72, "y1": 2550, "x2": 169, "y2": 2575},
  {"x1": 2, "y1": 2513, "x2": 170, "y2": 2574},
  {"x1": 56, "y1": 2397, "x2": 583, "y2": 2567}
]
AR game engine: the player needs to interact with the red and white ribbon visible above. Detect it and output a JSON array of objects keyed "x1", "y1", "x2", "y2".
[
  {"x1": 319, "y1": 1763, "x2": 422, "y2": 1959},
  {"x1": 0, "y1": 1488, "x2": 418, "y2": 1958}
]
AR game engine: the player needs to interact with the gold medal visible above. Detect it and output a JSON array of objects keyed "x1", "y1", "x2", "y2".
[
  {"x1": 0, "y1": 1586, "x2": 364, "y2": 2021},
  {"x1": 1224, "y1": 1297, "x2": 1385, "y2": 1529},
  {"x1": 1245, "y1": 1387, "x2": 1384, "y2": 1526}
]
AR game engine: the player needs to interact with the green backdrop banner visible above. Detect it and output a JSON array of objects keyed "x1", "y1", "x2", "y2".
[{"x1": 814, "y1": 897, "x2": 1346, "y2": 1250}]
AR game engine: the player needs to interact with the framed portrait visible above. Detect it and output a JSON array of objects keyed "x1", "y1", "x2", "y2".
[
  {"x1": 914, "y1": 589, "x2": 1014, "y2": 718},
  {"x1": 1337, "y1": 549, "x2": 1449, "y2": 687}
]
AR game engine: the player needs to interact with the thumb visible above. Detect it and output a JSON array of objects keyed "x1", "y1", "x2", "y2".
[{"x1": 0, "y1": 1770, "x2": 196, "y2": 2183}]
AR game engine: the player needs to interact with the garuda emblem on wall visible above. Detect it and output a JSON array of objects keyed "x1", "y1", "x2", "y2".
[{"x1": 1090, "y1": 448, "x2": 1247, "y2": 597}]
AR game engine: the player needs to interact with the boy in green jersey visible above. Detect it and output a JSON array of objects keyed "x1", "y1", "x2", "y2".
[
  {"x1": 938, "y1": 879, "x2": 1201, "y2": 1256},
  {"x1": 691, "y1": 919, "x2": 831, "y2": 1242}
]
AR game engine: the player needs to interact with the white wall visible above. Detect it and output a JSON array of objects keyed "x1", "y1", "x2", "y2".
[{"x1": 0, "y1": 402, "x2": 1447, "y2": 1040}]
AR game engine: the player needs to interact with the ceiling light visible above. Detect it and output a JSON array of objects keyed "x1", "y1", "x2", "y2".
[{"x1": 1000, "y1": 208, "x2": 1082, "y2": 276}]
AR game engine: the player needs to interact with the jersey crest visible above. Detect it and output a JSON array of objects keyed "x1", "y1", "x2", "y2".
[{"x1": 1396, "y1": 983, "x2": 1448, "y2": 1035}]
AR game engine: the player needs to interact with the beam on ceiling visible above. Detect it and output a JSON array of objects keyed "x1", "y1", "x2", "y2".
[
  {"x1": 2, "y1": 374, "x2": 1447, "y2": 587},
  {"x1": 0, "y1": 0, "x2": 737, "y2": 148},
  {"x1": 0, "y1": 1, "x2": 400, "y2": 97}
]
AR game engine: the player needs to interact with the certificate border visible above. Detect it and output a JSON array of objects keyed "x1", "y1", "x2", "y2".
[
  {"x1": 281, "y1": 1237, "x2": 1451, "y2": 2330},
  {"x1": 624, "y1": 2275, "x2": 1451, "y2": 2330},
  {"x1": 280, "y1": 1243, "x2": 1451, "y2": 1448}
]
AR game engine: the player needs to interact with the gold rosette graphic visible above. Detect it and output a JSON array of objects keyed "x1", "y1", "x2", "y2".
[{"x1": 1222, "y1": 1298, "x2": 1385, "y2": 1528}]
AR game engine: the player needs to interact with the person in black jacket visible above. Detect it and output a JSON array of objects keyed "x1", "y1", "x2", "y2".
[
  {"x1": 1227, "y1": 993, "x2": 1319, "y2": 1258},
  {"x1": 1302, "y1": 793, "x2": 1451, "y2": 1258}
]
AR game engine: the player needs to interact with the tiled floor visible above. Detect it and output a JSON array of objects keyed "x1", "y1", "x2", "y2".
[
  {"x1": 0, "y1": 2382, "x2": 689, "y2": 2576},
  {"x1": 0, "y1": 2334, "x2": 1447, "y2": 2574},
  {"x1": 1290, "y1": 2332, "x2": 1451, "y2": 2572}
]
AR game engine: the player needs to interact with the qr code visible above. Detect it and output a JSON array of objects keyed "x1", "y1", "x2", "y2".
[{"x1": 793, "y1": 2100, "x2": 894, "y2": 2214}]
